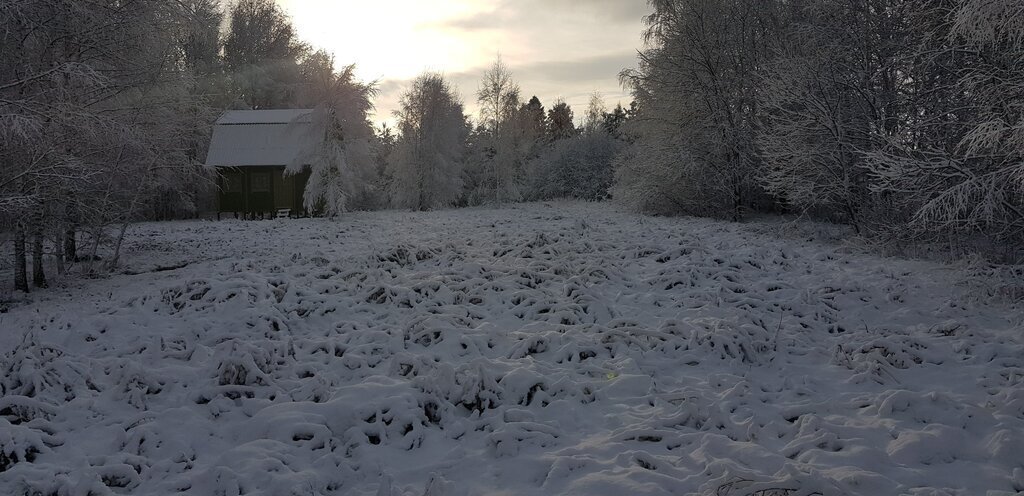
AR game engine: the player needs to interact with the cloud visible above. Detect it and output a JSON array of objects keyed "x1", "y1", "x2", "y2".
[
  {"x1": 515, "y1": 52, "x2": 638, "y2": 84},
  {"x1": 425, "y1": 0, "x2": 647, "y2": 67},
  {"x1": 516, "y1": 0, "x2": 650, "y2": 22},
  {"x1": 441, "y1": 0, "x2": 649, "y2": 31},
  {"x1": 311, "y1": 0, "x2": 649, "y2": 126}
]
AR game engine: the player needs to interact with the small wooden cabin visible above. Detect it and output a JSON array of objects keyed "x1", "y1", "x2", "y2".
[{"x1": 205, "y1": 109, "x2": 316, "y2": 218}]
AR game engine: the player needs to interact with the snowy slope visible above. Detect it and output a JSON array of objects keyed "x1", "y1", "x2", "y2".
[{"x1": 1, "y1": 202, "x2": 1022, "y2": 496}]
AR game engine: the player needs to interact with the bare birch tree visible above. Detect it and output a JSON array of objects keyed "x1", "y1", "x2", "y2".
[{"x1": 476, "y1": 56, "x2": 524, "y2": 203}]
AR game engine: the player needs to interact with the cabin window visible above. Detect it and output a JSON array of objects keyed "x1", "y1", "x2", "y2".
[
  {"x1": 250, "y1": 172, "x2": 271, "y2": 193},
  {"x1": 224, "y1": 173, "x2": 243, "y2": 193}
]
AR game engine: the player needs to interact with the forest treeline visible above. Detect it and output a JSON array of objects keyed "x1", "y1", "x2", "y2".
[
  {"x1": 2, "y1": 0, "x2": 1022, "y2": 293},
  {"x1": 617, "y1": 0, "x2": 1023, "y2": 262}
]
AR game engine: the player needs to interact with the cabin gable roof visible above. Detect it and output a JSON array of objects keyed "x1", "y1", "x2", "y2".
[{"x1": 205, "y1": 109, "x2": 317, "y2": 168}]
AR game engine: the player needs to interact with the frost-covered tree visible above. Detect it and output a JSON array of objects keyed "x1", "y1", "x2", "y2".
[
  {"x1": 519, "y1": 97, "x2": 547, "y2": 146},
  {"x1": 756, "y1": 0, "x2": 903, "y2": 233},
  {"x1": 387, "y1": 73, "x2": 469, "y2": 211},
  {"x1": 223, "y1": 0, "x2": 308, "y2": 109},
  {"x1": 1, "y1": 0, "x2": 215, "y2": 289},
  {"x1": 583, "y1": 92, "x2": 608, "y2": 135},
  {"x1": 611, "y1": 0, "x2": 1021, "y2": 258},
  {"x1": 615, "y1": 0, "x2": 778, "y2": 220},
  {"x1": 866, "y1": 0, "x2": 1024, "y2": 245},
  {"x1": 546, "y1": 100, "x2": 577, "y2": 141},
  {"x1": 602, "y1": 103, "x2": 630, "y2": 138},
  {"x1": 758, "y1": 56, "x2": 870, "y2": 229},
  {"x1": 461, "y1": 123, "x2": 495, "y2": 206},
  {"x1": 291, "y1": 63, "x2": 379, "y2": 216},
  {"x1": 374, "y1": 123, "x2": 398, "y2": 206},
  {"x1": 178, "y1": 0, "x2": 224, "y2": 75},
  {"x1": 475, "y1": 56, "x2": 524, "y2": 203},
  {"x1": 526, "y1": 132, "x2": 624, "y2": 201},
  {"x1": 510, "y1": 96, "x2": 551, "y2": 199},
  {"x1": 527, "y1": 95, "x2": 624, "y2": 201}
]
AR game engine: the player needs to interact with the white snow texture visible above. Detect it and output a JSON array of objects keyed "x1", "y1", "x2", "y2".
[{"x1": 1, "y1": 202, "x2": 1022, "y2": 496}]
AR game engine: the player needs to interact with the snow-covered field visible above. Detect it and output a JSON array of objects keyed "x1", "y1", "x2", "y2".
[{"x1": 2, "y1": 202, "x2": 1022, "y2": 496}]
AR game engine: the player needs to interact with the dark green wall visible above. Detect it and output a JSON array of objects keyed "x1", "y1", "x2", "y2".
[{"x1": 217, "y1": 166, "x2": 310, "y2": 216}]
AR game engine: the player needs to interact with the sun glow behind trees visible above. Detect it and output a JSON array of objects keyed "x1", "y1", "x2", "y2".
[
  {"x1": 274, "y1": 0, "x2": 644, "y2": 126},
  {"x1": 275, "y1": 0, "x2": 490, "y2": 82}
]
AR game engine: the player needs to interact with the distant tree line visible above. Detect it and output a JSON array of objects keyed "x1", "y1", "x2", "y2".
[
  {"x1": 614, "y1": 0, "x2": 1024, "y2": 261},
  {"x1": 381, "y1": 59, "x2": 632, "y2": 211}
]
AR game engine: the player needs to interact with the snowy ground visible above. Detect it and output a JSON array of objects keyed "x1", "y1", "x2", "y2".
[{"x1": 1, "y1": 202, "x2": 1022, "y2": 496}]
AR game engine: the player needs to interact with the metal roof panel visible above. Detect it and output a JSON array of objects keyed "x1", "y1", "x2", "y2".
[
  {"x1": 205, "y1": 113, "x2": 317, "y2": 167},
  {"x1": 215, "y1": 109, "x2": 315, "y2": 125}
]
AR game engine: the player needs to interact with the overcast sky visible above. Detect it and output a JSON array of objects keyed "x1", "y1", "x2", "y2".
[{"x1": 275, "y1": 0, "x2": 649, "y2": 127}]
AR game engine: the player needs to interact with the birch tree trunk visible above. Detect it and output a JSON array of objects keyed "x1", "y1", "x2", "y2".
[
  {"x1": 109, "y1": 159, "x2": 155, "y2": 271},
  {"x1": 14, "y1": 221, "x2": 28, "y2": 292},
  {"x1": 32, "y1": 225, "x2": 47, "y2": 289},
  {"x1": 64, "y1": 227, "x2": 76, "y2": 263},
  {"x1": 55, "y1": 229, "x2": 64, "y2": 275},
  {"x1": 64, "y1": 199, "x2": 77, "y2": 263}
]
